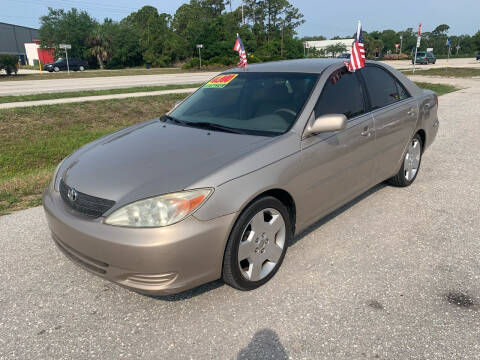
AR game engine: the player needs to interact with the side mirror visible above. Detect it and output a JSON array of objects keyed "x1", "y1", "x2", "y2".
[{"x1": 304, "y1": 113, "x2": 347, "y2": 137}]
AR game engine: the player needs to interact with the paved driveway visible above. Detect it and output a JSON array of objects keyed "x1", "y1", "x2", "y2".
[{"x1": 1, "y1": 78, "x2": 479, "y2": 359}]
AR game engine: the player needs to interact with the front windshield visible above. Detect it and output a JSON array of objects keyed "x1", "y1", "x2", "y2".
[
  {"x1": 170, "y1": 72, "x2": 318, "y2": 136},
  {"x1": 54, "y1": 58, "x2": 64, "y2": 63}
]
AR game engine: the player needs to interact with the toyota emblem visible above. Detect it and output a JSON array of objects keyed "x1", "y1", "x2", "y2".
[{"x1": 67, "y1": 188, "x2": 78, "y2": 202}]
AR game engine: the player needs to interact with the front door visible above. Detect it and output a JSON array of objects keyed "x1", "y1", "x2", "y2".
[{"x1": 296, "y1": 68, "x2": 376, "y2": 225}]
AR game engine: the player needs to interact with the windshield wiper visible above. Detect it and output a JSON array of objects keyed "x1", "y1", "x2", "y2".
[
  {"x1": 183, "y1": 121, "x2": 246, "y2": 134},
  {"x1": 160, "y1": 114, "x2": 185, "y2": 124},
  {"x1": 161, "y1": 115, "x2": 245, "y2": 134}
]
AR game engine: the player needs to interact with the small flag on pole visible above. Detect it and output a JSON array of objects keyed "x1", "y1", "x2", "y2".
[
  {"x1": 233, "y1": 33, "x2": 248, "y2": 68},
  {"x1": 345, "y1": 21, "x2": 365, "y2": 72},
  {"x1": 446, "y1": 39, "x2": 451, "y2": 46}
]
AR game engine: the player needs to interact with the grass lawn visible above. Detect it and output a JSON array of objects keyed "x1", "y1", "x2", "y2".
[
  {"x1": 0, "y1": 83, "x2": 203, "y2": 104},
  {"x1": 0, "y1": 93, "x2": 187, "y2": 215},
  {"x1": 403, "y1": 67, "x2": 480, "y2": 77},
  {"x1": 0, "y1": 82, "x2": 459, "y2": 215},
  {"x1": 414, "y1": 82, "x2": 460, "y2": 96},
  {"x1": 0, "y1": 67, "x2": 216, "y2": 82}
]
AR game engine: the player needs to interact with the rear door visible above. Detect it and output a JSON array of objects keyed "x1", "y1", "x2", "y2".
[
  {"x1": 359, "y1": 65, "x2": 418, "y2": 182},
  {"x1": 298, "y1": 68, "x2": 375, "y2": 223}
]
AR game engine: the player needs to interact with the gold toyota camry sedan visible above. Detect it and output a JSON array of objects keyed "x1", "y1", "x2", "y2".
[{"x1": 43, "y1": 59, "x2": 439, "y2": 295}]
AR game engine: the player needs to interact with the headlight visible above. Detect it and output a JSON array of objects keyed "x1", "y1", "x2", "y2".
[{"x1": 104, "y1": 189, "x2": 212, "y2": 228}]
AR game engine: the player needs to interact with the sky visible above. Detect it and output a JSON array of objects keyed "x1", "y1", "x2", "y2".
[{"x1": 1, "y1": 0, "x2": 478, "y2": 38}]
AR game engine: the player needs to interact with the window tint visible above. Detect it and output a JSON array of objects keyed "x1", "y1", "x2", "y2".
[
  {"x1": 314, "y1": 69, "x2": 365, "y2": 119},
  {"x1": 171, "y1": 72, "x2": 318, "y2": 136},
  {"x1": 395, "y1": 80, "x2": 410, "y2": 101},
  {"x1": 361, "y1": 66, "x2": 406, "y2": 109}
]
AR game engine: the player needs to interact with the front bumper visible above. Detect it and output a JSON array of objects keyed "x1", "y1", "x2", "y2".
[{"x1": 43, "y1": 188, "x2": 237, "y2": 295}]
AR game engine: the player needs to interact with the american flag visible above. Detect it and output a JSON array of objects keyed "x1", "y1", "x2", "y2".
[
  {"x1": 346, "y1": 21, "x2": 365, "y2": 72},
  {"x1": 233, "y1": 34, "x2": 248, "y2": 68}
]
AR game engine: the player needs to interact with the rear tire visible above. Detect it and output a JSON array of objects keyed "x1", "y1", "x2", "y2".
[
  {"x1": 79, "y1": 65, "x2": 85, "y2": 71},
  {"x1": 222, "y1": 196, "x2": 292, "y2": 291},
  {"x1": 387, "y1": 133, "x2": 423, "y2": 187}
]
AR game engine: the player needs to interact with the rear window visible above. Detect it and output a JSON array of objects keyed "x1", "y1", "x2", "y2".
[
  {"x1": 360, "y1": 66, "x2": 410, "y2": 109},
  {"x1": 417, "y1": 52, "x2": 426, "y2": 56}
]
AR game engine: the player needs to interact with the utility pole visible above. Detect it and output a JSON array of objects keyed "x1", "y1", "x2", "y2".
[
  {"x1": 413, "y1": 24, "x2": 421, "y2": 74},
  {"x1": 241, "y1": 0, "x2": 245, "y2": 25},
  {"x1": 281, "y1": 20, "x2": 284, "y2": 58}
]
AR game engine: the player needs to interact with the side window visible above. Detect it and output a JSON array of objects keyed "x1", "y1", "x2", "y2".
[
  {"x1": 395, "y1": 80, "x2": 410, "y2": 101},
  {"x1": 315, "y1": 69, "x2": 365, "y2": 119},
  {"x1": 361, "y1": 66, "x2": 405, "y2": 109}
]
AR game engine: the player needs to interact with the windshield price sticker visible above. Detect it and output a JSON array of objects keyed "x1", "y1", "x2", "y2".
[{"x1": 204, "y1": 74, "x2": 238, "y2": 88}]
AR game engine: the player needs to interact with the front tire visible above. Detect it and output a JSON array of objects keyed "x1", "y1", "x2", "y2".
[
  {"x1": 222, "y1": 196, "x2": 292, "y2": 291},
  {"x1": 53, "y1": 66, "x2": 60, "y2": 72},
  {"x1": 387, "y1": 133, "x2": 423, "y2": 187}
]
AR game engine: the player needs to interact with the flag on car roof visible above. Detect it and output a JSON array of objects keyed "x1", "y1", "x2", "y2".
[
  {"x1": 346, "y1": 21, "x2": 365, "y2": 72},
  {"x1": 233, "y1": 34, "x2": 248, "y2": 68}
]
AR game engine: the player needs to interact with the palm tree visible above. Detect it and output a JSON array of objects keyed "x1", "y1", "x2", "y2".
[{"x1": 88, "y1": 27, "x2": 112, "y2": 70}]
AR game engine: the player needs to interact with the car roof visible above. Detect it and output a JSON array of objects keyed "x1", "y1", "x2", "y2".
[{"x1": 225, "y1": 58, "x2": 346, "y2": 74}]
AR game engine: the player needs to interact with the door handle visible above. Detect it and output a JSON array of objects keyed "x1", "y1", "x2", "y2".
[{"x1": 361, "y1": 126, "x2": 371, "y2": 137}]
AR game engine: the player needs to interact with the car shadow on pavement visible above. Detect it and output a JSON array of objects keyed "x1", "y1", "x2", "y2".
[
  {"x1": 148, "y1": 280, "x2": 225, "y2": 302},
  {"x1": 291, "y1": 182, "x2": 387, "y2": 246},
  {"x1": 237, "y1": 328, "x2": 288, "y2": 360}
]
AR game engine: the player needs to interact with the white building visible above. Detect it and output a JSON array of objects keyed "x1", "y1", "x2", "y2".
[
  {"x1": 306, "y1": 39, "x2": 354, "y2": 56},
  {"x1": 24, "y1": 42, "x2": 40, "y2": 66}
]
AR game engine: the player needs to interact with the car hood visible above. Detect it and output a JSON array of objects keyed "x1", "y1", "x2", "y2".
[{"x1": 60, "y1": 119, "x2": 274, "y2": 204}]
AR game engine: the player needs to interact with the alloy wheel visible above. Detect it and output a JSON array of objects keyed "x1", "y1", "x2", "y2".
[
  {"x1": 404, "y1": 138, "x2": 421, "y2": 181},
  {"x1": 237, "y1": 208, "x2": 286, "y2": 282}
]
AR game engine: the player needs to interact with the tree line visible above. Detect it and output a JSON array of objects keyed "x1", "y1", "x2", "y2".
[
  {"x1": 38, "y1": 0, "x2": 480, "y2": 69},
  {"x1": 39, "y1": 0, "x2": 305, "y2": 69}
]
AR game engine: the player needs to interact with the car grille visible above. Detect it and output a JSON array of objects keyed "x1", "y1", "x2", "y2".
[{"x1": 60, "y1": 179, "x2": 115, "y2": 218}]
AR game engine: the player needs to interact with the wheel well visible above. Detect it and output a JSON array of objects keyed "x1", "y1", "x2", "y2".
[
  {"x1": 416, "y1": 129, "x2": 426, "y2": 153},
  {"x1": 252, "y1": 189, "x2": 296, "y2": 232}
]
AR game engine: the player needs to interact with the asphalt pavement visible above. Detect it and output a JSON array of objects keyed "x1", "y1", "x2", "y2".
[
  {"x1": 1, "y1": 77, "x2": 479, "y2": 359},
  {"x1": 2, "y1": 58, "x2": 479, "y2": 97},
  {"x1": 0, "y1": 72, "x2": 218, "y2": 96}
]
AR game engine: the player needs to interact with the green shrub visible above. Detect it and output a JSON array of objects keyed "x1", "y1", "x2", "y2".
[
  {"x1": 205, "y1": 56, "x2": 236, "y2": 66},
  {"x1": 0, "y1": 54, "x2": 18, "y2": 75},
  {"x1": 182, "y1": 58, "x2": 201, "y2": 69}
]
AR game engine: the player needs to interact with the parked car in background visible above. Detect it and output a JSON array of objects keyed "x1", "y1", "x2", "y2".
[
  {"x1": 337, "y1": 53, "x2": 350, "y2": 59},
  {"x1": 44, "y1": 59, "x2": 439, "y2": 296},
  {"x1": 412, "y1": 52, "x2": 436, "y2": 64},
  {"x1": 476, "y1": 51, "x2": 480, "y2": 61},
  {"x1": 44, "y1": 58, "x2": 88, "y2": 72}
]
